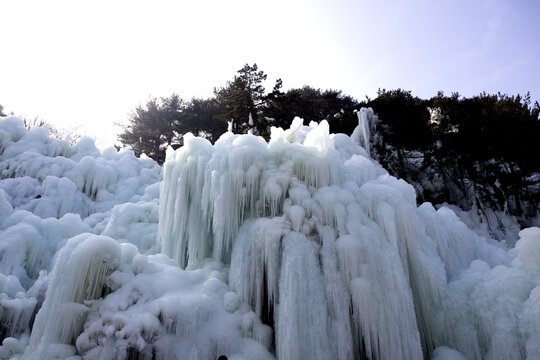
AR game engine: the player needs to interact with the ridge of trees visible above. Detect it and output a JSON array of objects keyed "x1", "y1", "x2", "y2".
[
  {"x1": 118, "y1": 64, "x2": 361, "y2": 163},
  {"x1": 366, "y1": 89, "x2": 540, "y2": 229},
  {"x1": 117, "y1": 64, "x2": 540, "y2": 225},
  {"x1": 0, "y1": 63, "x2": 514, "y2": 227},
  {"x1": 3, "y1": 65, "x2": 538, "y2": 227}
]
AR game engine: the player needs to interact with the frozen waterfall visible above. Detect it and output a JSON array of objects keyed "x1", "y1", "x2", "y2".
[
  {"x1": 157, "y1": 109, "x2": 540, "y2": 359},
  {"x1": 1, "y1": 111, "x2": 540, "y2": 359}
]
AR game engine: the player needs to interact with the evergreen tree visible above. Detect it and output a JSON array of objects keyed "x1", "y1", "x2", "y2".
[
  {"x1": 118, "y1": 94, "x2": 186, "y2": 164},
  {"x1": 214, "y1": 63, "x2": 268, "y2": 134},
  {"x1": 182, "y1": 97, "x2": 227, "y2": 143},
  {"x1": 214, "y1": 76, "x2": 252, "y2": 133},
  {"x1": 262, "y1": 86, "x2": 359, "y2": 133},
  {"x1": 430, "y1": 92, "x2": 540, "y2": 218},
  {"x1": 361, "y1": 88, "x2": 540, "y2": 227},
  {"x1": 114, "y1": 65, "x2": 539, "y2": 229},
  {"x1": 237, "y1": 63, "x2": 268, "y2": 112}
]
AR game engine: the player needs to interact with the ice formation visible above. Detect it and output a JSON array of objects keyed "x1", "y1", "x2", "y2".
[
  {"x1": 158, "y1": 110, "x2": 540, "y2": 360},
  {"x1": 1, "y1": 111, "x2": 540, "y2": 359}
]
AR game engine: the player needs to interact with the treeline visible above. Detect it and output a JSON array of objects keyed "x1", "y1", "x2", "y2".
[
  {"x1": 118, "y1": 64, "x2": 539, "y2": 225},
  {"x1": 2, "y1": 64, "x2": 538, "y2": 226},
  {"x1": 118, "y1": 64, "x2": 359, "y2": 163},
  {"x1": 368, "y1": 90, "x2": 540, "y2": 227}
]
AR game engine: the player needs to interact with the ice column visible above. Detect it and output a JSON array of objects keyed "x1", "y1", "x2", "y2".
[{"x1": 23, "y1": 234, "x2": 120, "y2": 360}]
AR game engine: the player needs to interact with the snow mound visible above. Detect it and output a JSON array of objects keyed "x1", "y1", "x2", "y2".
[{"x1": 0, "y1": 116, "x2": 163, "y2": 358}]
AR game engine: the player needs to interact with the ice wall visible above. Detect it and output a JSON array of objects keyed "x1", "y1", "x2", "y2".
[
  {"x1": 1, "y1": 112, "x2": 540, "y2": 359},
  {"x1": 0, "y1": 115, "x2": 275, "y2": 359},
  {"x1": 158, "y1": 109, "x2": 540, "y2": 359}
]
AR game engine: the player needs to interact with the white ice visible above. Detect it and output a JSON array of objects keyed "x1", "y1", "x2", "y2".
[
  {"x1": 158, "y1": 108, "x2": 540, "y2": 359},
  {"x1": 1, "y1": 111, "x2": 540, "y2": 360}
]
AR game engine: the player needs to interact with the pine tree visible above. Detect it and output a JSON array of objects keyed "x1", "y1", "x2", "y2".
[
  {"x1": 182, "y1": 97, "x2": 227, "y2": 143},
  {"x1": 118, "y1": 94, "x2": 186, "y2": 164},
  {"x1": 214, "y1": 63, "x2": 268, "y2": 134},
  {"x1": 262, "y1": 86, "x2": 359, "y2": 133}
]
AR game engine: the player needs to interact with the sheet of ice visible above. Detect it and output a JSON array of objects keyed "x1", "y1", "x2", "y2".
[
  {"x1": 102, "y1": 200, "x2": 160, "y2": 253},
  {"x1": 444, "y1": 203, "x2": 521, "y2": 246},
  {"x1": 276, "y1": 232, "x2": 332, "y2": 360}
]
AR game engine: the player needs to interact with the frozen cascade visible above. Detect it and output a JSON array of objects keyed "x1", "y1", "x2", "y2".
[
  {"x1": 0, "y1": 276, "x2": 37, "y2": 342},
  {"x1": 229, "y1": 218, "x2": 284, "y2": 324},
  {"x1": 276, "y1": 232, "x2": 333, "y2": 360},
  {"x1": 2, "y1": 112, "x2": 540, "y2": 359},
  {"x1": 318, "y1": 225, "x2": 355, "y2": 360},
  {"x1": 158, "y1": 134, "x2": 214, "y2": 269},
  {"x1": 158, "y1": 110, "x2": 540, "y2": 359},
  {"x1": 23, "y1": 234, "x2": 121, "y2": 360},
  {"x1": 351, "y1": 107, "x2": 377, "y2": 157}
]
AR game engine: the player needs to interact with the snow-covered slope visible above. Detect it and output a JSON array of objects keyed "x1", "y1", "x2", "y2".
[{"x1": 0, "y1": 113, "x2": 539, "y2": 359}]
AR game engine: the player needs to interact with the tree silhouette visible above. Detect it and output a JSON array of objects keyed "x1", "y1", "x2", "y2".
[
  {"x1": 214, "y1": 63, "x2": 268, "y2": 134},
  {"x1": 118, "y1": 94, "x2": 186, "y2": 164}
]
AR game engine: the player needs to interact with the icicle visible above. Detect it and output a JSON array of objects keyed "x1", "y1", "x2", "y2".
[
  {"x1": 317, "y1": 225, "x2": 355, "y2": 360},
  {"x1": 157, "y1": 134, "x2": 214, "y2": 269},
  {"x1": 0, "y1": 295, "x2": 37, "y2": 341},
  {"x1": 336, "y1": 215, "x2": 424, "y2": 360},
  {"x1": 23, "y1": 234, "x2": 120, "y2": 360},
  {"x1": 230, "y1": 218, "x2": 285, "y2": 321},
  {"x1": 351, "y1": 108, "x2": 377, "y2": 157},
  {"x1": 156, "y1": 111, "x2": 539, "y2": 360},
  {"x1": 276, "y1": 232, "x2": 333, "y2": 360}
]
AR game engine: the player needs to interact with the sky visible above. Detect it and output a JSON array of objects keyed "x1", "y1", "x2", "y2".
[{"x1": 1, "y1": 0, "x2": 539, "y2": 148}]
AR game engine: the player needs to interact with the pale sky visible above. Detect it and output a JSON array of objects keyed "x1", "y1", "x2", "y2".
[{"x1": 2, "y1": 0, "x2": 539, "y2": 148}]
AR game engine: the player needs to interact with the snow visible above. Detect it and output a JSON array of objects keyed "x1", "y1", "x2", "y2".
[{"x1": 1, "y1": 112, "x2": 540, "y2": 359}]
